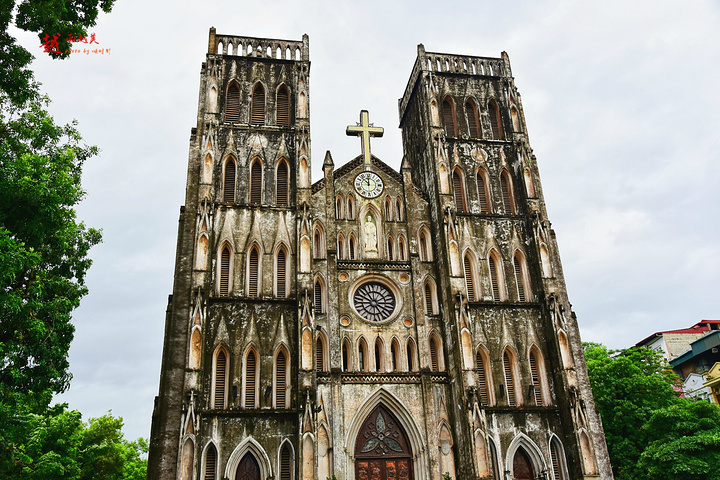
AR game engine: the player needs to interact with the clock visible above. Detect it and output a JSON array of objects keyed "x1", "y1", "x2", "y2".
[{"x1": 354, "y1": 172, "x2": 384, "y2": 198}]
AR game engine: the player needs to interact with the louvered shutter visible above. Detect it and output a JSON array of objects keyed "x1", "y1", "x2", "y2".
[
  {"x1": 314, "y1": 230, "x2": 321, "y2": 258},
  {"x1": 489, "y1": 101, "x2": 503, "y2": 139},
  {"x1": 280, "y1": 445, "x2": 292, "y2": 480},
  {"x1": 489, "y1": 256, "x2": 501, "y2": 301},
  {"x1": 214, "y1": 350, "x2": 226, "y2": 409},
  {"x1": 530, "y1": 352, "x2": 543, "y2": 405},
  {"x1": 316, "y1": 338, "x2": 324, "y2": 372},
  {"x1": 514, "y1": 257, "x2": 526, "y2": 302},
  {"x1": 224, "y1": 160, "x2": 236, "y2": 202},
  {"x1": 477, "y1": 172, "x2": 489, "y2": 213},
  {"x1": 250, "y1": 161, "x2": 262, "y2": 204},
  {"x1": 245, "y1": 351, "x2": 256, "y2": 408},
  {"x1": 452, "y1": 170, "x2": 466, "y2": 212},
  {"x1": 204, "y1": 445, "x2": 217, "y2": 480},
  {"x1": 430, "y1": 338, "x2": 439, "y2": 372},
  {"x1": 251, "y1": 84, "x2": 265, "y2": 125},
  {"x1": 424, "y1": 283, "x2": 433, "y2": 314},
  {"x1": 314, "y1": 281, "x2": 322, "y2": 314},
  {"x1": 277, "y1": 87, "x2": 290, "y2": 127},
  {"x1": 442, "y1": 100, "x2": 456, "y2": 136},
  {"x1": 248, "y1": 248, "x2": 259, "y2": 297},
  {"x1": 276, "y1": 350, "x2": 286, "y2": 408},
  {"x1": 220, "y1": 247, "x2": 230, "y2": 296},
  {"x1": 466, "y1": 102, "x2": 479, "y2": 138},
  {"x1": 464, "y1": 255, "x2": 475, "y2": 301},
  {"x1": 276, "y1": 250, "x2": 286, "y2": 298},
  {"x1": 419, "y1": 235, "x2": 428, "y2": 261},
  {"x1": 501, "y1": 173, "x2": 514, "y2": 214},
  {"x1": 476, "y1": 352, "x2": 489, "y2": 406},
  {"x1": 550, "y1": 442, "x2": 562, "y2": 480},
  {"x1": 276, "y1": 161, "x2": 288, "y2": 206},
  {"x1": 503, "y1": 351, "x2": 516, "y2": 406},
  {"x1": 349, "y1": 237, "x2": 355, "y2": 260},
  {"x1": 225, "y1": 84, "x2": 240, "y2": 123}
]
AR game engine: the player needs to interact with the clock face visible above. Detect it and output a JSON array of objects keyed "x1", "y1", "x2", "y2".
[{"x1": 354, "y1": 172, "x2": 384, "y2": 198}]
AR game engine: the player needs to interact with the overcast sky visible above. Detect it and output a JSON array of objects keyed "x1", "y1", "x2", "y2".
[{"x1": 14, "y1": 0, "x2": 720, "y2": 442}]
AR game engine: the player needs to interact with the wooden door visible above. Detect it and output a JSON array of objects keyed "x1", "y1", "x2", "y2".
[
  {"x1": 512, "y1": 448, "x2": 534, "y2": 480},
  {"x1": 355, "y1": 404, "x2": 413, "y2": 480},
  {"x1": 236, "y1": 452, "x2": 260, "y2": 480}
]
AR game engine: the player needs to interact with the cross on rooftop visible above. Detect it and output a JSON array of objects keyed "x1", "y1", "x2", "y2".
[{"x1": 346, "y1": 110, "x2": 384, "y2": 167}]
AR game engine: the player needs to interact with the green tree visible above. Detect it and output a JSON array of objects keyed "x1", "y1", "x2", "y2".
[
  {"x1": 638, "y1": 400, "x2": 720, "y2": 480},
  {"x1": 3, "y1": 406, "x2": 147, "y2": 480},
  {"x1": 1, "y1": 0, "x2": 114, "y2": 105},
  {"x1": 583, "y1": 343, "x2": 681, "y2": 479}
]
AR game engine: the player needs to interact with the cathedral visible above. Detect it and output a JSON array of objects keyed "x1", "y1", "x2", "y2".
[{"x1": 147, "y1": 29, "x2": 613, "y2": 480}]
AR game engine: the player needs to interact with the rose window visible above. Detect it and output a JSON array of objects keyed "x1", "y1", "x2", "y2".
[{"x1": 353, "y1": 282, "x2": 396, "y2": 323}]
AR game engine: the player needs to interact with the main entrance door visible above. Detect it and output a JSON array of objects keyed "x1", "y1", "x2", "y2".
[
  {"x1": 355, "y1": 404, "x2": 413, "y2": 480},
  {"x1": 512, "y1": 448, "x2": 535, "y2": 480},
  {"x1": 236, "y1": 452, "x2": 260, "y2": 480}
]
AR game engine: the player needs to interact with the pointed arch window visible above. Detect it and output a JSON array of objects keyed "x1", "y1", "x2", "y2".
[
  {"x1": 219, "y1": 244, "x2": 232, "y2": 296},
  {"x1": 316, "y1": 334, "x2": 327, "y2": 372},
  {"x1": 275, "y1": 247, "x2": 288, "y2": 298},
  {"x1": 347, "y1": 194, "x2": 356, "y2": 220},
  {"x1": 244, "y1": 348, "x2": 258, "y2": 408},
  {"x1": 204, "y1": 443, "x2": 218, "y2": 480},
  {"x1": 476, "y1": 348, "x2": 491, "y2": 406},
  {"x1": 387, "y1": 235, "x2": 394, "y2": 260},
  {"x1": 223, "y1": 158, "x2": 236, "y2": 202},
  {"x1": 488, "y1": 251, "x2": 505, "y2": 301},
  {"x1": 384, "y1": 196, "x2": 393, "y2": 221},
  {"x1": 225, "y1": 82, "x2": 240, "y2": 123},
  {"x1": 429, "y1": 333, "x2": 443, "y2": 372},
  {"x1": 513, "y1": 253, "x2": 530, "y2": 302},
  {"x1": 251, "y1": 83, "x2": 265, "y2": 125},
  {"x1": 314, "y1": 277, "x2": 325, "y2": 314},
  {"x1": 463, "y1": 252, "x2": 478, "y2": 302},
  {"x1": 313, "y1": 225, "x2": 325, "y2": 259},
  {"x1": 488, "y1": 99, "x2": 503, "y2": 140},
  {"x1": 503, "y1": 349, "x2": 518, "y2": 406},
  {"x1": 391, "y1": 338, "x2": 400, "y2": 372},
  {"x1": 419, "y1": 227, "x2": 433, "y2": 261},
  {"x1": 279, "y1": 442, "x2": 292, "y2": 480},
  {"x1": 500, "y1": 170, "x2": 515, "y2": 214},
  {"x1": 247, "y1": 245, "x2": 260, "y2": 297},
  {"x1": 406, "y1": 338, "x2": 418, "y2": 371},
  {"x1": 275, "y1": 159, "x2": 289, "y2": 207},
  {"x1": 452, "y1": 167, "x2": 467, "y2": 213},
  {"x1": 336, "y1": 195, "x2": 344, "y2": 219},
  {"x1": 398, "y1": 235, "x2": 407, "y2": 261},
  {"x1": 250, "y1": 158, "x2": 263, "y2": 204},
  {"x1": 465, "y1": 99, "x2": 480, "y2": 138},
  {"x1": 337, "y1": 233, "x2": 345, "y2": 260},
  {"x1": 374, "y1": 338, "x2": 384, "y2": 372},
  {"x1": 424, "y1": 278, "x2": 438, "y2": 315},
  {"x1": 358, "y1": 338, "x2": 368, "y2": 372},
  {"x1": 477, "y1": 168, "x2": 491, "y2": 213},
  {"x1": 529, "y1": 347, "x2": 545, "y2": 406},
  {"x1": 342, "y1": 338, "x2": 351, "y2": 372},
  {"x1": 274, "y1": 347, "x2": 288, "y2": 408},
  {"x1": 348, "y1": 234, "x2": 356, "y2": 260},
  {"x1": 395, "y1": 197, "x2": 403, "y2": 221},
  {"x1": 213, "y1": 348, "x2": 228, "y2": 409},
  {"x1": 550, "y1": 438, "x2": 568, "y2": 480},
  {"x1": 442, "y1": 98, "x2": 457, "y2": 137},
  {"x1": 276, "y1": 86, "x2": 290, "y2": 127}
]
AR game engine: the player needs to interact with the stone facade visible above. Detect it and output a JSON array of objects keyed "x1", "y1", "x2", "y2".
[{"x1": 147, "y1": 29, "x2": 613, "y2": 480}]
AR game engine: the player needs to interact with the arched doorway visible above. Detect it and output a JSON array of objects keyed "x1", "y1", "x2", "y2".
[
  {"x1": 236, "y1": 452, "x2": 260, "y2": 480},
  {"x1": 512, "y1": 447, "x2": 535, "y2": 480},
  {"x1": 355, "y1": 403, "x2": 413, "y2": 480}
]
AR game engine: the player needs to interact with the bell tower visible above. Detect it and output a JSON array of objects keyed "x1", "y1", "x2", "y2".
[
  {"x1": 147, "y1": 29, "x2": 310, "y2": 480},
  {"x1": 398, "y1": 44, "x2": 613, "y2": 479}
]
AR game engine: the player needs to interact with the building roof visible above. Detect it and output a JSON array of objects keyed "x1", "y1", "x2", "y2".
[
  {"x1": 635, "y1": 320, "x2": 720, "y2": 347},
  {"x1": 669, "y1": 330, "x2": 720, "y2": 367}
]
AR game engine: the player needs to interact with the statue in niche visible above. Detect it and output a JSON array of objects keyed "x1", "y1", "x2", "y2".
[{"x1": 364, "y1": 215, "x2": 378, "y2": 254}]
